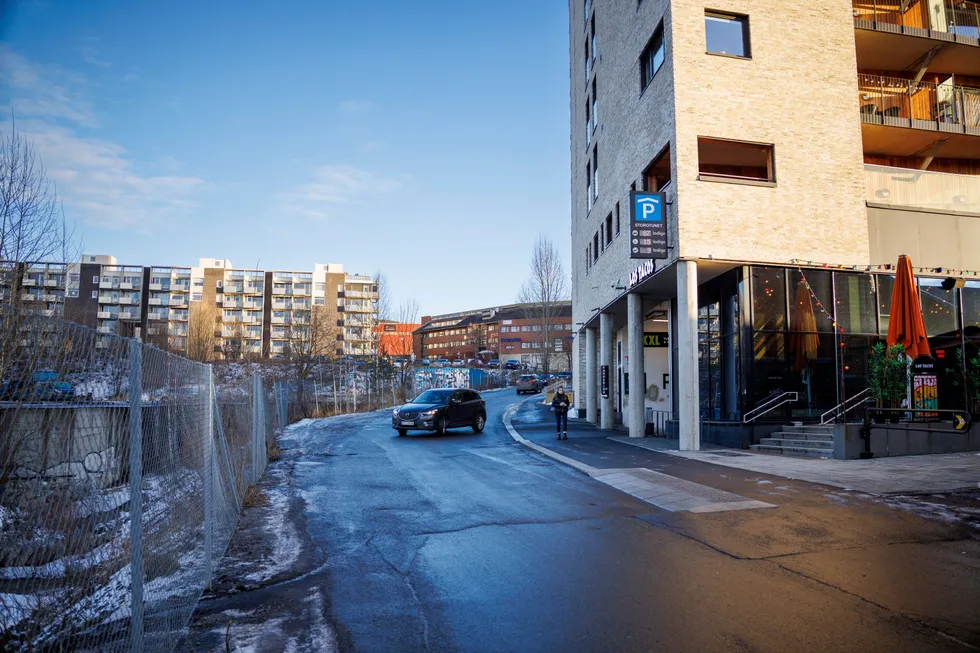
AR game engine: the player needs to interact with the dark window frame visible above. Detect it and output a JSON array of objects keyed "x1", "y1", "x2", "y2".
[
  {"x1": 704, "y1": 10, "x2": 751, "y2": 59},
  {"x1": 697, "y1": 137, "x2": 775, "y2": 184},
  {"x1": 640, "y1": 21, "x2": 666, "y2": 92},
  {"x1": 643, "y1": 143, "x2": 672, "y2": 193}
]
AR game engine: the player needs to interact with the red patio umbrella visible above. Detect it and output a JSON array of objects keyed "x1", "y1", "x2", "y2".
[{"x1": 886, "y1": 255, "x2": 930, "y2": 359}]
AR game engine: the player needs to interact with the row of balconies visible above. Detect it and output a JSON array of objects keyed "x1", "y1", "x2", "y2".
[
  {"x1": 20, "y1": 278, "x2": 62, "y2": 287},
  {"x1": 853, "y1": 0, "x2": 980, "y2": 41},
  {"x1": 20, "y1": 293, "x2": 62, "y2": 302},
  {"x1": 148, "y1": 281, "x2": 191, "y2": 292},
  {"x1": 99, "y1": 280, "x2": 139, "y2": 290},
  {"x1": 148, "y1": 296, "x2": 189, "y2": 307}
]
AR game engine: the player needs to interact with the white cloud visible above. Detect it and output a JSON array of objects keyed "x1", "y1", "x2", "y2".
[
  {"x1": 278, "y1": 165, "x2": 401, "y2": 219},
  {"x1": 337, "y1": 99, "x2": 374, "y2": 117},
  {"x1": 0, "y1": 47, "x2": 206, "y2": 231}
]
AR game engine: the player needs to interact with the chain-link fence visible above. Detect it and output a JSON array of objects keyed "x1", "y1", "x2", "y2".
[{"x1": 0, "y1": 303, "x2": 280, "y2": 652}]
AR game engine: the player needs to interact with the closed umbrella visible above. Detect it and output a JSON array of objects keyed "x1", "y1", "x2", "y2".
[
  {"x1": 886, "y1": 255, "x2": 931, "y2": 359},
  {"x1": 791, "y1": 281, "x2": 820, "y2": 412},
  {"x1": 790, "y1": 281, "x2": 820, "y2": 374}
]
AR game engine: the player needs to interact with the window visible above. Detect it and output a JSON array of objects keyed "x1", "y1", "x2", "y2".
[
  {"x1": 586, "y1": 246, "x2": 591, "y2": 272},
  {"x1": 91, "y1": 290, "x2": 98, "y2": 299},
  {"x1": 593, "y1": 233, "x2": 599, "y2": 262},
  {"x1": 605, "y1": 213, "x2": 613, "y2": 245},
  {"x1": 592, "y1": 146, "x2": 598, "y2": 199},
  {"x1": 591, "y1": 79, "x2": 597, "y2": 131},
  {"x1": 585, "y1": 98, "x2": 591, "y2": 146},
  {"x1": 644, "y1": 144, "x2": 672, "y2": 191},
  {"x1": 590, "y1": 16, "x2": 596, "y2": 62},
  {"x1": 586, "y1": 162, "x2": 592, "y2": 212},
  {"x1": 698, "y1": 138, "x2": 774, "y2": 182},
  {"x1": 640, "y1": 23, "x2": 665, "y2": 90},
  {"x1": 615, "y1": 202, "x2": 621, "y2": 236},
  {"x1": 705, "y1": 12, "x2": 750, "y2": 58}
]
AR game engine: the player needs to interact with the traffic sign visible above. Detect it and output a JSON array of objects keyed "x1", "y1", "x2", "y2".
[
  {"x1": 629, "y1": 191, "x2": 667, "y2": 259},
  {"x1": 953, "y1": 413, "x2": 971, "y2": 431}
]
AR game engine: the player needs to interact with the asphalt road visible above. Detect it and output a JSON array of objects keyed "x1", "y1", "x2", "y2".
[{"x1": 185, "y1": 390, "x2": 980, "y2": 652}]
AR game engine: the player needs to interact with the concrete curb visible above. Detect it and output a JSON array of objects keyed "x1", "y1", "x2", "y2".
[{"x1": 502, "y1": 397, "x2": 597, "y2": 476}]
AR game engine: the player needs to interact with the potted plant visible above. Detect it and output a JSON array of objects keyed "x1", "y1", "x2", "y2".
[
  {"x1": 868, "y1": 342, "x2": 909, "y2": 422},
  {"x1": 946, "y1": 352, "x2": 980, "y2": 418}
]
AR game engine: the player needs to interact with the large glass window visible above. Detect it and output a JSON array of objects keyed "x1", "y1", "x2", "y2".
[
  {"x1": 919, "y1": 278, "x2": 958, "y2": 337},
  {"x1": 877, "y1": 274, "x2": 895, "y2": 336},
  {"x1": 751, "y1": 267, "x2": 786, "y2": 331},
  {"x1": 789, "y1": 270, "x2": 832, "y2": 333},
  {"x1": 964, "y1": 281, "x2": 980, "y2": 332},
  {"x1": 698, "y1": 303, "x2": 722, "y2": 419},
  {"x1": 698, "y1": 138, "x2": 774, "y2": 182},
  {"x1": 835, "y1": 272, "x2": 877, "y2": 335}
]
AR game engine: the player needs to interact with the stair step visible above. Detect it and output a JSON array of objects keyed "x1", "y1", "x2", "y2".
[
  {"x1": 750, "y1": 444, "x2": 833, "y2": 458},
  {"x1": 777, "y1": 426, "x2": 835, "y2": 436},
  {"x1": 759, "y1": 438, "x2": 834, "y2": 451},
  {"x1": 767, "y1": 432, "x2": 834, "y2": 443}
]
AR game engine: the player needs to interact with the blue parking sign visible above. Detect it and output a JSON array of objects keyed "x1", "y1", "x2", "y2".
[
  {"x1": 629, "y1": 191, "x2": 667, "y2": 259},
  {"x1": 633, "y1": 193, "x2": 662, "y2": 222}
]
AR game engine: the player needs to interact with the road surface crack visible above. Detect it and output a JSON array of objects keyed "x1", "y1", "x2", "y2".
[
  {"x1": 369, "y1": 536, "x2": 430, "y2": 650},
  {"x1": 418, "y1": 515, "x2": 599, "y2": 536}
]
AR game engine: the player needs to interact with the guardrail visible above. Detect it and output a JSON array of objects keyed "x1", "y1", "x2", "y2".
[
  {"x1": 858, "y1": 407, "x2": 973, "y2": 458},
  {"x1": 743, "y1": 391, "x2": 799, "y2": 423}
]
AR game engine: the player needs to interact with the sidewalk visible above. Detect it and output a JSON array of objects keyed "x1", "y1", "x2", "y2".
[{"x1": 508, "y1": 400, "x2": 980, "y2": 495}]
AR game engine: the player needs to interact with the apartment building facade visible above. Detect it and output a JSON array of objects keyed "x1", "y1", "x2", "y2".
[
  {"x1": 0, "y1": 255, "x2": 380, "y2": 360},
  {"x1": 415, "y1": 303, "x2": 574, "y2": 370},
  {"x1": 570, "y1": 0, "x2": 980, "y2": 449}
]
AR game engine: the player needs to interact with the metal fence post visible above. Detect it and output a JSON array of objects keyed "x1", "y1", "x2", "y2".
[
  {"x1": 128, "y1": 339, "x2": 144, "y2": 653},
  {"x1": 204, "y1": 364, "x2": 214, "y2": 584},
  {"x1": 252, "y1": 373, "x2": 262, "y2": 482}
]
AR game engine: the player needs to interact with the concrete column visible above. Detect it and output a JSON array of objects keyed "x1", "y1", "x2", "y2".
[
  {"x1": 677, "y1": 260, "x2": 701, "y2": 451},
  {"x1": 627, "y1": 293, "x2": 645, "y2": 438},
  {"x1": 600, "y1": 312, "x2": 614, "y2": 430},
  {"x1": 585, "y1": 327, "x2": 598, "y2": 424}
]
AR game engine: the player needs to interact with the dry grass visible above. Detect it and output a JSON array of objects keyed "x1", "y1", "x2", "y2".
[
  {"x1": 266, "y1": 441, "x2": 281, "y2": 462},
  {"x1": 242, "y1": 486, "x2": 269, "y2": 509}
]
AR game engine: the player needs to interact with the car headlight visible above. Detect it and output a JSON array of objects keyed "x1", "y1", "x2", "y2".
[
  {"x1": 392, "y1": 409, "x2": 399, "y2": 416},
  {"x1": 421, "y1": 409, "x2": 437, "y2": 417}
]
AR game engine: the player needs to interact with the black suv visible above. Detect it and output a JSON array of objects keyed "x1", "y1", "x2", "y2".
[{"x1": 392, "y1": 388, "x2": 487, "y2": 436}]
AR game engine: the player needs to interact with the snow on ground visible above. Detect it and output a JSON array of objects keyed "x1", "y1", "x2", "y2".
[
  {"x1": 212, "y1": 587, "x2": 337, "y2": 653},
  {"x1": 242, "y1": 474, "x2": 301, "y2": 585}
]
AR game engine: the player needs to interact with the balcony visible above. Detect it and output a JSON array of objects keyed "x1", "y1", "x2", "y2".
[
  {"x1": 148, "y1": 297, "x2": 165, "y2": 306},
  {"x1": 865, "y1": 164, "x2": 980, "y2": 214},
  {"x1": 20, "y1": 279, "x2": 36, "y2": 286},
  {"x1": 149, "y1": 282, "x2": 164, "y2": 291},
  {"x1": 244, "y1": 284, "x2": 264, "y2": 295},
  {"x1": 119, "y1": 296, "x2": 138, "y2": 305},
  {"x1": 119, "y1": 281, "x2": 134, "y2": 290},
  {"x1": 853, "y1": 0, "x2": 980, "y2": 41},
  {"x1": 97, "y1": 311, "x2": 114, "y2": 319},
  {"x1": 97, "y1": 326, "x2": 114, "y2": 334},
  {"x1": 272, "y1": 286, "x2": 292, "y2": 296},
  {"x1": 169, "y1": 297, "x2": 187, "y2": 307},
  {"x1": 43, "y1": 279, "x2": 58, "y2": 287},
  {"x1": 45, "y1": 294, "x2": 60, "y2": 302},
  {"x1": 858, "y1": 74, "x2": 980, "y2": 157},
  {"x1": 97, "y1": 295, "x2": 116, "y2": 304},
  {"x1": 223, "y1": 283, "x2": 245, "y2": 294},
  {"x1": 148, "y1": 311, "x2": 168, "y2": 321},
  {"x1": 120, "y1": 311, "x2": 138, "y2": 320},
  {"x1": 223, "y1": 298, "x2": 244, "y2": 309}
]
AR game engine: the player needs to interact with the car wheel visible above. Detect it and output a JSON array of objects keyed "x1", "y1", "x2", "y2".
[
  {"x1": 397, "y1": 429, "x2": 407, "y2": 437},
  {"x1": 436, "y1": 416, "x2": 449, "y2": 435},
  {"x1": 472, "y1": 413, "x2": 485, "y2": 433}
]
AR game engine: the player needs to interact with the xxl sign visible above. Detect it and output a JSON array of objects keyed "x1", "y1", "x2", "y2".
[{"x1": 629, "y1": 191, "x2": 668, "y2": 259}]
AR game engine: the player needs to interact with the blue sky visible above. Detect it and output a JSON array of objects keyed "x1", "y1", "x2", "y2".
[{"x1": 0, "y1": 0, "x2": 571, "y2": 317}]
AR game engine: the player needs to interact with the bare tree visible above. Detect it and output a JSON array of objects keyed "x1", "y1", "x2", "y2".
[
  {"x1": 187, "y1": 301, "x2": 219, "y2": 362},
  {"x1": 0, "y1": 118, "x2": 79, "y2": 277},
  {"x1": 517, "y1": 235, "x2": 569, "y2": 374},
  {"x1": 282, "y1": 306, "x2": 341, "y2": 416}
]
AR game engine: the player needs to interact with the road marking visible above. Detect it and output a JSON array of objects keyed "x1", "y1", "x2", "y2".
[{"x1": 502, "y1": 399, "x2": 776, "y2": 514}]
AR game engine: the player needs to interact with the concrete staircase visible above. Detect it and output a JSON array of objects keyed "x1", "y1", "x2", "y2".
[{"x1": 749, "y1": 424, "x2": 834, "y2": 458}]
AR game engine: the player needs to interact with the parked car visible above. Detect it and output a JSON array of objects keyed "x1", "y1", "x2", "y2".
[
  {"x1": 504, "y1": 360, "x2": 521, "y2": 370},
  {"x1": 1, "y1": 372, "x2": 75, "y2": 403},
  {"x1": 487, "y1": 359, "x2": 500, "y2": 368},
  {"x1": 433, "y1": 358, "x2": 451, "y2": 367},
  {"x1": 420, "y1": 359, "x2": 431, "y2": 366},
  {"x1": 556, "y1": 371, "x2": 572, "y2": 382},
  {"x1": 516, "y1": 374, "x2": 543, "y2": 394},
  {"x1": 467, "y1": 359, "x2": 483, "y2": 367},
  {"x1": 451, "y1": 359, "x2": 465, "y2": 368},
  {"x1": 392, "y1": 388, "x2": 487, "y2": 436},
  {"x1": 538, "y1": 373, "x2": 555, "y2": 386}
]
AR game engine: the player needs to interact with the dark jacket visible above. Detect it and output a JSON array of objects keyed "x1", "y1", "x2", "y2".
[{"x1": 552, "y1": 392, "x2": 570, "y2": 414}]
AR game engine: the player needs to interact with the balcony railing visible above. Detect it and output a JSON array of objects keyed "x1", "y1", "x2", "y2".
[
  {"x1": 853, "y1": 0, "x2": 980, "y2": 40},
  {"x1": 858, "y1": 74, "x2": 980, "y2": 133},
  {"x1": 865, "y1": 164, "x2": 980, "y2": 214}
]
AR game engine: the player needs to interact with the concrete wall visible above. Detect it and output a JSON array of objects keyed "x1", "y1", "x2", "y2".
[
  {"x1": 868, "y1": 206, "x2": 980, "y2": 269},
  {"x1": 835, "y1": 423, "x2": 980, "y2": 458},
  {"x1": 670, "y1": 0, "x2": 870, "y2": 265}
]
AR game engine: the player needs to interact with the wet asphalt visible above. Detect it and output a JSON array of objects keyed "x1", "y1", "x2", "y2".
[{"x1": 186, "y1": 390, "x2": 980, "y2": 652}]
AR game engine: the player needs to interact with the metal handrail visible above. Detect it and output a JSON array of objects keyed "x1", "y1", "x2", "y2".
[
  {"x1": 743, "y1": 392, "x2": 798, "y2": 423},
  {"x1": 820, "y1": 388, "x2": 872, "y2": 425}
]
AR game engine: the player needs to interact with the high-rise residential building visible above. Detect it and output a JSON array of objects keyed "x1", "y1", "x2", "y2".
[
  {"x1": 0, "y1": 255, "x2": 379, "y2": 360},
  {"x1": 570, "y1": 0, "x2": 980, "y2": 449}
]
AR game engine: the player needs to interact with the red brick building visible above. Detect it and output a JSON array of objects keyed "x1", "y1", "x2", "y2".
[
  {"x1": 414, "y1": 302, "x2": 573, "y2": 371},
  {"x1": 377, "y1": 321, "x2": 420, "y2": 358}
]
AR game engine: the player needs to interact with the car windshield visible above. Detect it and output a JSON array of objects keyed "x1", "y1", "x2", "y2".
[{"x1": 413, "y1": 390, "x2": 454, "y2": 404}]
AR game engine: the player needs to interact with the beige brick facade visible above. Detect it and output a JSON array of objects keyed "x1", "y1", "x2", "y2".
[{"x1": 670, "y1": 0, "x2": 870, "y2": 265}]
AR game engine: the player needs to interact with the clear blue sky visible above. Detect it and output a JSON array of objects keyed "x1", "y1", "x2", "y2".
[{"x1": 0, "y1": 0, "x2": 571, "y2": 317}]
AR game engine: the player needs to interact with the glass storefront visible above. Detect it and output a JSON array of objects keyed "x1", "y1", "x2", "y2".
[{"x1": 697, "y1": 266, "x2": 980, "y2": 421}]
